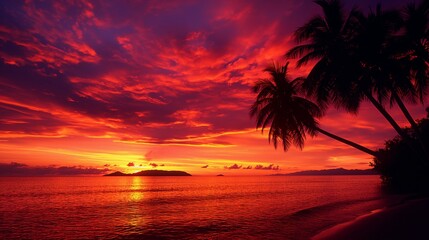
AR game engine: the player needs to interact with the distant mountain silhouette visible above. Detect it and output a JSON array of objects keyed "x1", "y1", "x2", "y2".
[
  {"x1": 104, "y1": 170, "x2": 191, "y2": 176},
  {"x1": 272, "y1": 168, "x2": 378, "y2": 176}
]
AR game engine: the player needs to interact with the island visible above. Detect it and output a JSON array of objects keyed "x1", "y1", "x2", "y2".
[
  {"x1": 104, "y1": 170, "x2": 192, "y2": 176},
  {"x1": 216, "y1": 174, "x2": 224, "y2": 176},
  {"x1": 271, "y1": 168, "x2": 378, "y2": 176}
]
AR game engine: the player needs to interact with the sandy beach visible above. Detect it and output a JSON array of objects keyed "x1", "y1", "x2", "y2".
[{"x1": 312, "y1": 196, "x2": 429, "y2": 240}]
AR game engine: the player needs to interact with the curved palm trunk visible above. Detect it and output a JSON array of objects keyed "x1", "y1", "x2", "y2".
[
  {"x1": 392, "y1": 92, "x2": 429, "y2": 161},
  {"x1": 315, "y1": 127, "x2": 377, "y2": 157},
  {"x1": 392, "y1": 92, "x2": 418, "y2": 129},
  {"x1": 366, "y1": 93, "x2": 407, "y2": 138},
  {"x1": 366, "y1": 92, "x2": 428, "y2": 164}
]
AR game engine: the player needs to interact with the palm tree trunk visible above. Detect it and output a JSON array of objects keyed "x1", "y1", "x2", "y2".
[
  {"x1": 392, "y1": 92, "x2": 418, "y2": 129},
  {"x1": 366, "y1": 92, "x2": 428, "y2": 164},
  {"x1": 392, "y1": 92, "x2": 429, "y2": 161},
  {"x1": 365, "y1": 93, "x2": 407, "y2": 139},
  {"x1": 315, "y1": 127, "x2": 377, "y2": 157}
]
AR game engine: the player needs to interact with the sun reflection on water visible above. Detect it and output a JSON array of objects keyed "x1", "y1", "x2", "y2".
[
  {"x1": 125, "y1": 177, "x2": 146, "y2": 231},
  {"x1": 128, "y1": 177, "x2": 144, "y2": 202}
]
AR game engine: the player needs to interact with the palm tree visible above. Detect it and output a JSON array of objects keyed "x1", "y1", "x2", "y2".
[
  {"x1": 395, "y1": 0, "x2": 429, "y2": 129},
  {"x1": 285, "y1": 0, "x2": 426, "y2": 160},
  {"x1": 352, "y1": 4, "x2": 413, "y2": 141},
  {"x1": 250, "y1": 62, "x2": 377, "y2": 156},
  {"x1": 354, "y1": 3, "x2": 429, "y2": 160},
  {"x1": 285, "y1": 0, "x2": 363, "y2": 112}
]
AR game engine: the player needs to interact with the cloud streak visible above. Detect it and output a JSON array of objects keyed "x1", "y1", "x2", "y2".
[
  {"x1": 254, "y1": 164, "x2": 279, "y2": 171},
  {"x1": 0, "y1": 162, "x2": 108, "y2": 176},
  {"x1": 224, "y1": 163, "x2": 279, "y2": 171},
  {"x1": 224, "y1": 164, "x2": 242, "y2": 170},
  {"x1": 0, "y1": 0, "x2": 302, "y2": 145}
]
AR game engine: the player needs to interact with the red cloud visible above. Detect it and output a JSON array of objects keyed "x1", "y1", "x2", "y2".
[
  {"x1": 254, "y1": 164, "x2": 279, "y2": 171},
  {"x1": 224, "y1": 163, "x2": 242, "y2": 170}
]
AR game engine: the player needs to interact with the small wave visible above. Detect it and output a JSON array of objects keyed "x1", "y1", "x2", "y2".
[
  {"x1": 112, "y1": 222, "x2": 234, "y2": 240},
  {"x1": 290, "y1": 197, "x2": 381, "y2": 218}
]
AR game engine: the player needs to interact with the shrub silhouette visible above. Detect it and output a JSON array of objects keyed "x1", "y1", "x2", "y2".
[{"x1": 373, "y1": 108, "x2": 429, "y2": 192}]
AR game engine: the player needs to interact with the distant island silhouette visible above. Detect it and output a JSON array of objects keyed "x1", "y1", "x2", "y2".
[
  {"x1": 104, "y1": 170, "x2": 191, "y2": 176},
  {"x1": 272, "y1": 168, "x2": 378, "y2": 176}
]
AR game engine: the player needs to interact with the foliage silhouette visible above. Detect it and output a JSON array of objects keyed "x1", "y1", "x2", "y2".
[
  {"x1": 285, "y1": 0, "x2": 429, "y2": 162},
  {"x1": 250, "y1": 62, "x2": 376, "y2": 156},
  {"x1": 373, "y1": 108, "x2": 429, "y2": 192}
]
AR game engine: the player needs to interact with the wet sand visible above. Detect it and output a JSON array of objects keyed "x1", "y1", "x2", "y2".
[{"x1": 312, "y1": 197, "x2": 429, "y2": 240}]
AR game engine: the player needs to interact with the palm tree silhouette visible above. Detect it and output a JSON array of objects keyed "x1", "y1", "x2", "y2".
[
  {"x1": 396, "y1": 0, "x2": 429, "y2": 128},
  {"x1": 250, "y1": 62, "x2": 377, "y2": 156},
  {"x1": 285, "y1": 0, "x2": 427, "y2": 160},
  {"x1": 355, "y1": 3, "x2": 429, "y2": 160},
  {"x1": 352, "y1": 4, "x2": 413, "y2": 142},
  {"x1": 285, "y1": 0, "x2": 362, "y2": 112}
]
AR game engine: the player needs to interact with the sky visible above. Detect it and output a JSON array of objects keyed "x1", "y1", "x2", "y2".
[{"x1": 0, "y1": 0, "x2": 427, "y2": 176}]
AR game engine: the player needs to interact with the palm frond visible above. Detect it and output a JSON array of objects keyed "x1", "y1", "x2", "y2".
[
  {"x1": 296, "y1": 50, "x2": 325, "y2": 67},
  {"x1": 250, "y1": 62, "x2": 323, "y2": 151},
  {"x1": 294, "y1": 16, "x2": 326, "y2": 43}
]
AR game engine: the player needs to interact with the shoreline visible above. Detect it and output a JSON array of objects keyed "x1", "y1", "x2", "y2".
[{"x1": 311, "y1": 195, "x2": 429, "y2": 239}]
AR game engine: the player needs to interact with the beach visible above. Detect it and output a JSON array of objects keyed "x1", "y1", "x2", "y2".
[{"x1": 312, "y1": 196, "x2": 429, "y2": 240}]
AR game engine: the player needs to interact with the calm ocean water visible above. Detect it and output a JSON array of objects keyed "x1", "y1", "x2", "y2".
[{"x1": 0, "y1": 175, "x2": 388, "y2": 239}]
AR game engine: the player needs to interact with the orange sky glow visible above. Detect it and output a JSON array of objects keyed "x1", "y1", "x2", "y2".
[{"x1": 0, "y1": 0, "x2": 427, "y2": 175}]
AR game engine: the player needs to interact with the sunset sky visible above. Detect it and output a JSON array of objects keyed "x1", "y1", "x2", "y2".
[{"x1": 0, "y1": 0, "x2": 427, "y2": 176}]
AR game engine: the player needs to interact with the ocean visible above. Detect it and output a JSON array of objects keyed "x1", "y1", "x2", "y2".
[{"x1": 0, "y1": 175, "x2": 388, "y2": 239}]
